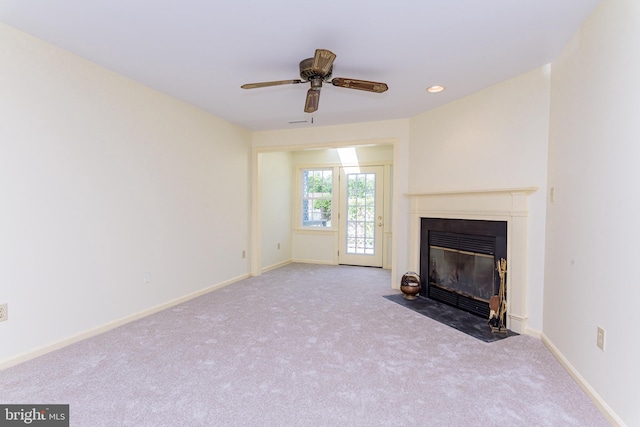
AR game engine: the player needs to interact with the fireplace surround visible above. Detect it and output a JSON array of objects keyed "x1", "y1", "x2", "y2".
[{"x1": 407, "y1": 188, "x2": 537, "y2": 334}]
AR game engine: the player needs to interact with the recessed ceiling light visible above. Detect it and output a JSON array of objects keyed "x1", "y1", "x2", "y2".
[{"x1": 427, "y1": 85, "x2": 445, "y2": 93}]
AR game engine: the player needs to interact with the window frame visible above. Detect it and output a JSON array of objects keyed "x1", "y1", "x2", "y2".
[{"x1": 298, "y1": 167, "x2": 335, "y2": 230}]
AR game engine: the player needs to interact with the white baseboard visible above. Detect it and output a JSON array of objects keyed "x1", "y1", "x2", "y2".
[
  {"x1": 507, "y1": 313, "x2": 527, "y2": 335},
  {"x1": 290, "y1": 258, "x2": 335, "y2": 266},
  {"x1": 0, "y1": 273, "x2": 250, "y2": 370},
  {"x1": 524, "y1": 327, "x2": 542, "y2": 339},
  {"x1": 541, "y1": 333, "x2": 625, "y2": 427},
  {"x1": 261, "y1": 259, "x2": 292, "y2": 273}
]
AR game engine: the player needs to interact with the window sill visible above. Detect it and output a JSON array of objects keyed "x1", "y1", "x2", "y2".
[{"x1": 294, "y1": 227, "x2": 338, "y2": 234}]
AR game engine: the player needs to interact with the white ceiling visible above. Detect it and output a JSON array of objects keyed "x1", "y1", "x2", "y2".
[{"x1": 0, "y1": 0, "x2": 600, "y2": 131}]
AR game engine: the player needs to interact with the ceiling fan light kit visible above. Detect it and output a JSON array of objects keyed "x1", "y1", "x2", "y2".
[{"x1": 241, "y1": 49, "x2": 388, "y2": 113}]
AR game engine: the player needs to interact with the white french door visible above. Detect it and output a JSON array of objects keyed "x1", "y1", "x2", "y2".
[{"x1": 338, "y1": 166, "x2": 384, "y2": 267}]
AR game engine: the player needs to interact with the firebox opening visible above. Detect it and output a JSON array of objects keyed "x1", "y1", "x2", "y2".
[{"x1": 420, "y1": 218, "x2": 507, "y2": 319}]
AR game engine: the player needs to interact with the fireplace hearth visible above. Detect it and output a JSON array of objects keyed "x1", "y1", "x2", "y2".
[{"x1": 420, "y1": 218, "x2": 507, "y2": 319}]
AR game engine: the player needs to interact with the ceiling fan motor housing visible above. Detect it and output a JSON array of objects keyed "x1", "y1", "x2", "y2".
[{"x1": 299, "y1": 58, "x2": 332, "y2": 82}]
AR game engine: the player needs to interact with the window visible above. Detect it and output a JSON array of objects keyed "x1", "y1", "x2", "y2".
[{"x1": 301, "y1": 169, "x2": 333, "y2": 228}]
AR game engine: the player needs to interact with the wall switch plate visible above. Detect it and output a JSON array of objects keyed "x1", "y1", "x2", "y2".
[
  {"x1": 0, "y1": 303, "x2": 8, "y2": 322},
  {"x1": 277, "y1": 243, "x2": 281, "y2": 250},
  {"x1": 550, "y1": 186, "x2": 556, "y2": 203},
  {"x1": 242, "y1": 250, "x2": 246, "y2": 259},
  {"x1": 143, "y1": 271, "x2": 151, "y2": 284},
  {"x1": 597, "y1": 326, "x2": 605, "y2": 350}
]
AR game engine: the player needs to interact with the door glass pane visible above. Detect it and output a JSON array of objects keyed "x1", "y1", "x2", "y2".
[{"x1": 346, "y1": 172, "x2": 376, "y2": 255}]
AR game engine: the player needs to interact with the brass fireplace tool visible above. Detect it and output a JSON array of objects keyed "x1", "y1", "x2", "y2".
[{"x1": 489, "y1": 258, "x2": 508, "y2": 334}]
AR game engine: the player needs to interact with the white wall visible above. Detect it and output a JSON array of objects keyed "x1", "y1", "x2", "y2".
[
  {"x1": 0, "y1": 24, "x2": 252, "y2": 365},
  {"x1": 408, "y1": 67, "x2": 551, "y2": 333},
  {"x1": 291, "y1": 145, "x2": 394, "y2": 165},
  {"x1": 545, "y1": 0, "x2": 640, "y2": 424},
  {"x1": 259, "y1": 151, "x2": 293, "y2": 270}
]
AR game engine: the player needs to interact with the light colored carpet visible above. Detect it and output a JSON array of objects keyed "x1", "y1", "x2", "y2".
[{"x1": 0, "y1": 263, "x2": 607, "y2": 426}]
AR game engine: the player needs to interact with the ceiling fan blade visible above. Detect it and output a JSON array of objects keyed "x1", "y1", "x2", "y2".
[
  {"x1": 331, "y1": 78, "x2": 388, "y2": 93},
  {"x1": 304, "y1": 88, "x2": 320, "y2": 113},
  {"x1": 311, "y1": 49, "x2": 336, "y2": 75},
  {"x1": 241, "y1": 79, "x2": 302, "y2": 89}
]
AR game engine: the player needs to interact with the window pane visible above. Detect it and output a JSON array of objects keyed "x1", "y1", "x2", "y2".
[{"x1": 302, "y1": 169, "x2": 332, "y2": 227}]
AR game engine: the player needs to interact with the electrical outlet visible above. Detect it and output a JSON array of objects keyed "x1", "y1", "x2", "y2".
[
  {"x1": 597, "y1": 326, "x2": 605, "y2": 350},
  {"x1": 0, "y1": 303, "x2": 8, "y2": 322}
]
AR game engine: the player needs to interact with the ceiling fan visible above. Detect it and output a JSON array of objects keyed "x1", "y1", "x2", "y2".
[{"x1": 241, "y1": 49, "x2": 388, "y2": 113}]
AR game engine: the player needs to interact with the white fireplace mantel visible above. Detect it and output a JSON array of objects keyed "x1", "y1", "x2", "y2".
[{"x1": 406, "y1": 187, "x2": 538, "y2": 335}]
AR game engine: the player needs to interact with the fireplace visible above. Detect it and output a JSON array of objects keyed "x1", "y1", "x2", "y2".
[
  {"x1": 420, "y1": 218, "x2": 507, "y2": 319},
  {"x1": 408, "y1": 188, "x2": 536, "y2": 334}
]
